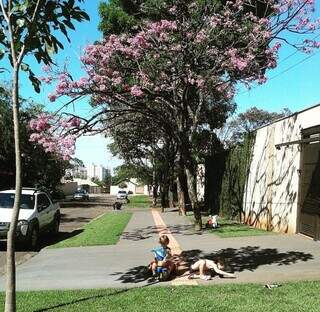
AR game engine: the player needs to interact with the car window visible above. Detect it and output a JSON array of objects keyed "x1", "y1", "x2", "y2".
[
  {"x1": 37, "y1": 194, "x2": 51, "y2": 212},
  {"x1": 0, "y1": 194, "x2": 35, "y2": 210},
  {"x1": 118, "y1": 191, "x2": 126, "y2": 194},
  {"x1": 75, "y1": 191, "x2": 85, "y2": 194}
]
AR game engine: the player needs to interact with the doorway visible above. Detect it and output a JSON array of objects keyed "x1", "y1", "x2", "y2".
[{"x1": 299, "y1": 126, "x2": 320, "y2": 240}]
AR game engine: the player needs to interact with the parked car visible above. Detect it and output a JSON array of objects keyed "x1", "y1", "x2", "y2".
[
  {"x1": 73, "y1": 190, "x2": 89, "y2": 201},
  {"x1": 0, "y1": 188, "x2": 60, "y2": 250},
  {"x1": 117, "y1": 190, "x2": 128, "y2": 200}
]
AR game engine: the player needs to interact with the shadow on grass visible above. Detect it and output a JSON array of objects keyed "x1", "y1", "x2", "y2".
[
  {"x1": 39, "y1": 229, "x2": 84, "y2": 249},
  {"x1": 33, "y1": 289, "x2": 129, "y2": 312},
  {"x1": 0, "y1": 230, "x2": 83, "y2": 252},
  {"x1": 33, "y1": 283, "x2": 158, "y2": 312}
]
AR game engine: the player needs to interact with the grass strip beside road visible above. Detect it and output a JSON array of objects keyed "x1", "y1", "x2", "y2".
[
  {"x1": 1, "y1": 281, "x2": 319, "y2": 312},
  {"x1": 125, "y1": 195, "x2": 151, "y2": 208},
  {"x1": 50, "y1": 212, "x2": 132, "y2": 248}
]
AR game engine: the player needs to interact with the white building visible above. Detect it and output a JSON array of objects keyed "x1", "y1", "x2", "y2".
[
  {"x1": 65, "y1": 166, "x2": 87, "y2": 180},
  {"x1": 110, "y1": 178, "x2": 149, "y2": 196},
  {"x1": 243, "y1": 104, "x2": 320, "y2": 240},
  {"x1": 87, "y1": 164, "x2": 110, "y2": 181}
]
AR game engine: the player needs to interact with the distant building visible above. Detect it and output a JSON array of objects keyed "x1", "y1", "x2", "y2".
[
  {"x1": 110, "y1": 178, "x2": 150, "y2": 196},
  {"x1": 87, "y1": 164, "x2": 110, "y2": 181},
  {"x1": 65, "y1": 166, "x2": 87, "y2": 180}
]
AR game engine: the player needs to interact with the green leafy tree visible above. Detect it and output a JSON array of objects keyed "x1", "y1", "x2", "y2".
[
  {"x1": 221, "y1": 107, "x2": 291, "y2": 146},
  {"x1": 0, "y1": 86, "x2": 68, "y2": 191},
  {"x1": 0, "y1": 1, "x2": 89, "y2": 310},
  {"x1": 99, "y1": 0, "x2": 138, "y2": 36}
]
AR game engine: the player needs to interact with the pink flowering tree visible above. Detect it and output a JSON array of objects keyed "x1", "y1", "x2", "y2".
[{"x1": 34, "y1": 0, "x2": 320, "y2": 229}]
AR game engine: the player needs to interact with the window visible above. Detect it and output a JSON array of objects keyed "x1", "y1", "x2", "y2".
[
  {"x1": 37, "y1": 194, "x2": 51, "y2": 212},
  {"x1": 0, "y1": 194, "x2": 35, "y2": 210}
]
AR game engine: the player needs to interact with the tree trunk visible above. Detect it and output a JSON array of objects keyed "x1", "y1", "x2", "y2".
[
  {"x1": 177, "y1": 171, "x2": 191, "y2": 216},
  {"x1": 176, "y1": 177, "x2": 185, "y2": 215},
  {"x1": 152, "y1": 165, "x2": 157, "y2": 207},
  {"x1": 152, "y1": 184, "x2": 158, "y2": 207},
  {"x1": 168, "y1": 178, "x2": 176, "y2": 209},
  {"x1": 185, "y1": 165, "x2": 202, "y2": 231},
  {"x1": 160, "y1": 182, "x2": 169, "y2": 212},
  {"x1": 5, "y1": 67, "x2": 22, "y2": 312}
]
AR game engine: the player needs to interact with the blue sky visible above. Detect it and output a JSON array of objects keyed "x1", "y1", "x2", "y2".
[{"x1": 3, "y1": 1, "x2": 320, "y2": 171}]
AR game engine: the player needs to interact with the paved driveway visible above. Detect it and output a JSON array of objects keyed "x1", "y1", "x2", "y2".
[{"x1": 0, "y1": 194, "x2": 115, "y2": 275}]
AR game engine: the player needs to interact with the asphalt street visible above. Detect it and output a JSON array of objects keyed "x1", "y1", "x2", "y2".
[{"x1": 0, "y1": 194, "x2": 115, "y2": 275}]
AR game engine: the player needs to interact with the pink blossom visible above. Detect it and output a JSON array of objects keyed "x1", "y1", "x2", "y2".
[
  {"x1": 130, "y1": 85, "x2": 144, "y2": 97},
  {"x1": 195, "y1": 31, "x2": 207, "y2": 43},
  {"x1": 41, "y1": 65, "x2": 51, "y2": 73},
  {"x1": 48, "y1": 93, "x2": 57, "y2": 102}
]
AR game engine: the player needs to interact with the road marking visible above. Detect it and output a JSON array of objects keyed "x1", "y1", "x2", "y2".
[{"x1": 151, "y1": 209, "x2": 197, "y2": 285}]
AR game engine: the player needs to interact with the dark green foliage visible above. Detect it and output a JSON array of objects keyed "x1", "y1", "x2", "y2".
[
  {"x1": 204, "y1": 151, "x2": 227, "y2": 215},
  {"x1": 98, "y1": 0, "x2": 138, "y2": 36},
  {"x1": 228, "y1": 107, "x2": 290, "y2": 144},
  {"x1": 218, "y1": 133, "x2": 256, "y2": 219},
  {"x1": 112, "y1": 163, "x2": 151, "y2": 185},
  {"x1": 0, "y1": 87, "x2": 68, "y2": 191}
]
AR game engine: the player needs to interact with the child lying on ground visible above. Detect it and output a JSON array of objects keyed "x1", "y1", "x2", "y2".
[{"x1": 188, "y1": 258, "x2": 236, "y2": 280}]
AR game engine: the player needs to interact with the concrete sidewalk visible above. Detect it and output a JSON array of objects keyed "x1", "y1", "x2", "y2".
[
  {"x1": 0, "y1": 208, "x2": 319, "y2": 291},
  {"x1": 160, "y1": 209, "x2": 320, "y2": 285}
]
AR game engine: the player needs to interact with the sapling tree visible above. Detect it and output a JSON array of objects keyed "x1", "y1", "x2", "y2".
[
  {"x1": 31, "y1": 0, "x2": 320, "y2": 230},
  {"x1": 0, "y1": 1, "x2": 88, "y2": 311}
]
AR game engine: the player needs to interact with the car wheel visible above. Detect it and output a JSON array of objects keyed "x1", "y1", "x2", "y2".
[
  {"x1": 51, "y1": 216, "x2": 60, "y2": 234},
  {"x1": 28, "y1": 225, "x2": 39, "y2": 251}
]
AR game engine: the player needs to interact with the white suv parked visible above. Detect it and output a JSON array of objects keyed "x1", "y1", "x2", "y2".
[{"x1": 0, "y1": 188, "x2": 60, "y2": 250}]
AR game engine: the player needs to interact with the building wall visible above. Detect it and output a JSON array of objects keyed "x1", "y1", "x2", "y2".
[
  {"x1": 110, "y1": 180, "x2": 149, "y2": 196},
  {"x1": 57, "y1": 182, "x2": 78, "y2": 195},
  {"x1": 244, "y1": 105, "x2": 320, "y2": 234},
  {"x1": 87, "y1": 164, "x2": 109, "y2": 181}
]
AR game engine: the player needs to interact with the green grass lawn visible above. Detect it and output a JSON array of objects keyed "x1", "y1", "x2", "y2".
[
  {"x1": 188, "y1": 214, "x2": 273, "y2": 238},
  {"x1": 50, "y1": 212, "x2": 132, "y2": 248},
  {"x1": 1, "y1": 281, "x2": 319, "y2": 311},
  {"x1": 125, "y1": 195, "x2": 151, "y2": 209},
  {"x1": 212, "y1": 218, "x2": 274, "y2": 238}
]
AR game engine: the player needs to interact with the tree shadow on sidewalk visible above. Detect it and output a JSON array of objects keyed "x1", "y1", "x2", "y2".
[
  {"x1": 181, "y1": 246, "x2": 314, "y2": 272},
  {"x1": 110, "y1": 265, "x2": 158, "y2": 284},
  {"x1": 121, "y1": 224, "x2": 200, "y2": 241},
  {"x1": 112, "y1": 246, "x2": 313, "y2": 284}
]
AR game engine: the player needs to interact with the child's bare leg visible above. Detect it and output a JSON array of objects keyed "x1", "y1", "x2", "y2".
[
  {"x1": 190, "y1": 259, "x2": 204, "y2": 272},
  {"x1": 198, "y1": 260, "x2": 207, "y2": 276},
  {"x1": 189, "y1": 260, "x2": 207, "y2": 279},
  {"x1": 198, "y1": 260, "x2": 211, "y2": 280},
  {"x1": 151, "y1": 262, "x2": 157, "y2": 275}
]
